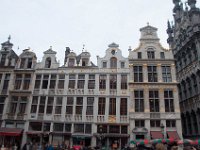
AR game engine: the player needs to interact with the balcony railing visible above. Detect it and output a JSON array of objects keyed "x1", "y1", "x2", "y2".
[
  {"x1": 120, "y1": 116, "x2": 128, "y2": 123},
  {"x1": 65, "y1": 114, "x2": 73, "y2": 121},
  {"x1": 74, "y1": 115, "x2": 82, "y2": 122},
  {"x1": 86, "y1": 115, "x2": 94, "y2": 122},
  {"x1": 97, "y1": 115, "x2": 105, "y2": 122}
]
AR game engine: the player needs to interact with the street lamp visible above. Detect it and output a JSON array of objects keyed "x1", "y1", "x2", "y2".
[
  {"x1": 160, "y1": 123, "x2": 165, "y2": 139},
  {"x1": 98, "y1": 125, "x2": 105, "y2": 150}
]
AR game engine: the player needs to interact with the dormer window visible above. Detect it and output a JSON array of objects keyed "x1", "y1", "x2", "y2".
[
  {"x1": 160, "y1": 52, "x2": 165, "y2": 59},
  {"x1": 68, "y1": 58, "x2": 75, "y2": 67},
  {"x1": 0, "y1": 54, "x2": 6, "y2": 66},
  {"x1": 147, "y1": 48, "x2": 155, "y2": 59},
  {"x1": 102, "y1": 62, "x2": 107, "y2": 68},
  {"x1": 20, "y1": 58, "x2": 26, "y2": 68},
  {"x1": 27, "y1": 58, "x2": 32, "y2": 68},
  {"x1": 110, "y1": 57, "x2": 117, "y2": 68},
  {"x1": 82, "y1": 58, "x2": 88, "y2": 67},
  {"x1": 45, "y1": 57, "x2": 51, "y2": 68}
]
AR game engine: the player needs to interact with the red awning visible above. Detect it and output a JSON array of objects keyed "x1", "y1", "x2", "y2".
[
  {"x1": 0, "y1": 128, "x2": 23, "y2": 136},
  {"x1": 150, "y1": 131, "x2": 163, "y2": 139},
  {"x1": 167, "y1": 131, "x2": 180, "y2": 140}
]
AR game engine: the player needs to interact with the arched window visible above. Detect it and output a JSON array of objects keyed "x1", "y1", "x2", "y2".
[
  {"x1": 110, "y1": 57, "x2": 117, "y2": 68},
  {"x1": 45, "y1": 57, "x2": 51, "y2": 68}
]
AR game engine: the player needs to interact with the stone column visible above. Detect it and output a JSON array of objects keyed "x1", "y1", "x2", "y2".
[
  {"x1": 143, "y1": 64, "x2": 148, "y2": 83},
  {"x1": 159, "y1": 88, "x2": 165, "y2": 113},
  {"x1": 157, "y1": 64, "x2": 162, "y2": 83}
]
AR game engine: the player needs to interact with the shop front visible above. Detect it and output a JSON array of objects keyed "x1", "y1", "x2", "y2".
[
  {"x1": 72, "y1": 134, "x2": 92, "y2": 147},
  {"x1": 0, "y1": 127, "x2": 23, "y2": 149}
]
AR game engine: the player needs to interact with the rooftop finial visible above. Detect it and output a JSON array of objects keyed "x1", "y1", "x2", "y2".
[
  {"x1": 82, "y1": 44, "x2": 85, "y2": 52},
  {"x1": 147, "y1": 22, "x2": 149, "y2": 26},
  {"x1": 50, "y1": 46, "x2": 52, "y2": 50},
  {"x1": 8, "y1": 35, "x2": 11, "y2": 42}
]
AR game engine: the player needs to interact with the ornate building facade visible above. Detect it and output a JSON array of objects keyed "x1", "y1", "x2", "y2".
[
  {"x1": 129, "y1": 25, "x2": 182, "y2": 141},
  {"x1": 0, "y1": 25, "x2": 183, "y2": 149},
  {"x1": 167, "y1": 0, "x2": 200, "y2": 138}
]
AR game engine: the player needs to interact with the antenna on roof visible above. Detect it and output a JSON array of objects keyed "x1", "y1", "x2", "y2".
[
  {"x1": 8, "y1": 35, "x2": 11, "y2": 42},
  {"x1": 82, "y1": 44, "x2": 85, "y2": 52}
]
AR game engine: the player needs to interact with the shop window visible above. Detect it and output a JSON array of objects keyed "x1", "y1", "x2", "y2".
[
  {"x1": 150, "y1": 120, "x2": 160, "y2": 127},
  {"x1": 74, "y1": 124, "x2": 84, "y2": 133},
  {"x1": 54, "y1": 123, "x2": 64, "y2": 132},
  {"x1": 29, "y1": 122, "x2": 42, "y2": 131},
  {"x1": 65, "y1": 124, "x2": 71, "y2": 132}
]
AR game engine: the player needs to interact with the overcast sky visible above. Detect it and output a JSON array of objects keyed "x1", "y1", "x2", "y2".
[{"x1": 0, "y1": 0, "x2": 199, "y2": 65}]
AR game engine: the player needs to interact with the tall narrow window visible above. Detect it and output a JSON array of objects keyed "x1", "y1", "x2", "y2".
[
  {"x1": 68, "y1": 74, "x2": 76, "y2": 89},
  {"x1": 148, "y1": 66, "x2": 157, "y2": 82},
  {"x1": 77, "y1": 74, "x2": 85, "y2": 89},
  {"x1": 45, "y1": 57, "x2": 51, "y2": 68},
  {"x1": 46, "y1": 97, "x2": 54, "y2": 114},
  {"x1": 121, "y1": 62, "x2": 125, "y2": 68},
  {"x1": 110, "y1": 75, "x2": 117, "y2": 89},
  {"x1": 86, "y1": 97, "x2": 94, "y2": 115},
  {"x1": 27, "y1": 58, "x2": 32, "y2": 68},
  {"x1": 31, "y1": 96, "x2": 38, "y2": 113},
  {"x1": 110, "y1": 57, "x2": 117, "y2": 68},
  {"x1": 147, "y1": 49, "x2": 155, "y2": 59},
  {"x1": 34, "y1": 75, "x2": 41, "y2": 89},
  {"x1": 99, "y1": 75, "x2": 106, "y2": 90},
  {"x1": 42, "y1": 75, "x2": 49, "y2": 89},
  {"x1": 0, "y1": 54, "x2": 6, "y2": 66},
  {"x1": 19, "y1": 97, "x2": 27, "y2": 114},
  {"x1": 98, "y1": 97, "x2": 105, "y2": 115},
  {"x1": 150, "y1": 120, "x2": 160, "y2": 127},
  {"x1": 0, "y1": 97, "x2": 5, "y2": 115},
  {"x1": 15, "y1": 74, "x2": 22, "y2": 90},
  {"x1": 162, "y1": 66, "x2": 172, "y2": 82},
  {"x1": 55, "y1": 97, "x2": 62, "y2": 114},
  {"x1": 109, "y1": 98, "x2": 116, "y2": 115},
  {"x1": 166, "y1": 120, "x2": 176, "y2": 127},
  {"x1": 23, "y1": 74, "x2": 31, "y2": 90},
  {"x1": 0, "y1": 74, "x2": 2, "y2": 85},
  {"x1": 39, "y1": 96, "x2": 46, "y2": 114},
  {"x1": 3, "y1": 74, "x2": 10, "y2": 91},
  {"x1": 160, "y1": 52, "x2": 165, "y2": 59},
  {"x1": 164, "y1": 90, "x2": 174, "y2": 112},
  {"x1": 49, "y1": 74, "x2": 56, "y2": 89},
  {"x1": 149, "y1": 90, "x2": 159, "y2": 112},
  {"x1": 9, "y1": 96, "x2": 18, "y2": 114},
  {"x1": 76, "y1": 97, "x2": 83, "y2": 114},
  {"x1": 66, "y1": 97, "x2": 73, "y2": 114},
  {"x1": 88, "y1": 74, "x2": 95, "y2": 89},
  {"x1": 120, "y1": 98, "x2": 127, "y2": 115},
  {"x1": 138, "y1": 52, "x2": 142, "y2": 59},
  {"x1": 102, "y1": 62, "x2": 107, "y2": 68},
  {"x1": 58, "y1": 74, "x2": 65, "y2": 89},
  {"x1": 20, "y1": 58, "x2": 26, "y2": 68},
  {"x1": 121, "y1": 74, "x2": 127, "y2": 89},
  {"x1": 134, "y1": 66, "x2": 143, "y2": 82},
  {"x1": 134, "y1": 90, "x2": 144, "y2": 112}
]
